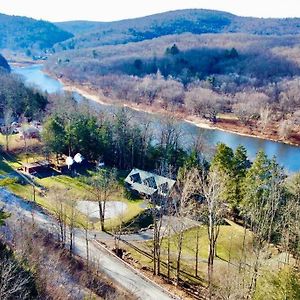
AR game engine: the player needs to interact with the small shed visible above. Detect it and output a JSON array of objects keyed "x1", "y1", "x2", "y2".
[{"x1": 23, "y1": 161, "x2": 50, "y2": 174}]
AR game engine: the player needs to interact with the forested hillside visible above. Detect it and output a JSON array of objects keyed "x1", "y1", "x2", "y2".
[
  {"x1": 55, "y1": 9, "x2": 300, "y2": 50},
  {"x1": 55, "y1": 20, "x2": 105, "y2": 35},
  {"x1": 0, "y1": 71, "x2": 48, "y2": 119},
  {"x1": 0, "y1": 54, "x2": 10, "y2": 71},
  {"x1": 0, "y1": 13, "x2": 73, "y2": 51},
  {"x1": 49, "y1": 33, "x2": 300, "y2": 83}
]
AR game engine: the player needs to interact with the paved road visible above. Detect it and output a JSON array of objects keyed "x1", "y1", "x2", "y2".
[{"x1": 0, "y1": 188, "x2": 178, "y2": 300}]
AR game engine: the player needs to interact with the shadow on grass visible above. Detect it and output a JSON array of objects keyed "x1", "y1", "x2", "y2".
[{"x1": 121, "y1": 209, "x2": 153, "y2": 232}]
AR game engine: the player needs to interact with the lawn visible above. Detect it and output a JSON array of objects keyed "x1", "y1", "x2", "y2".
[
  {"x1": 122, "y1": 220, "x2": 256, "y2": 283},
  {"x1": 104, "y1": 198, "x2": 144, "y2": 231},
  {"x1": 0, "y1": 133, "x2": 42, "y2": 154},
  {"x1": 168, "y1": 220, "x2": 253, "y2": 262},
  {"x1": 122, "y1": 218, "x2": 286, "y2": 288}
]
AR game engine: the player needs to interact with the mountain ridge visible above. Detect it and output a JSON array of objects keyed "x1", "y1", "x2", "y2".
[
  {"x1": 0, "y1": 12, "x2": 73, "y2": 52},
  {"x1": 53, "y1": 9, "x2": 300, "y2": 51}
]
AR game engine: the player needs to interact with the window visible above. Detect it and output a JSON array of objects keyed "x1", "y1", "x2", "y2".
[
  {"x1": 143, "y1": 176, "x2": 157, "y2": 189},
  {"x1": 130, "y1": 173, "x2": 142, "y2": 184}
]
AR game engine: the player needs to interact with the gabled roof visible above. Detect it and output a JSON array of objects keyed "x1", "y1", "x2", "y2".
[{"x1": 125, "y1": 168, "x2": 176, "y2": 197}]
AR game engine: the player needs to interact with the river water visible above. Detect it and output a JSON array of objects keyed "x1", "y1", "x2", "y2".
[{"x1": 13, "y1": 64, "x2": 300, "y2": 173}]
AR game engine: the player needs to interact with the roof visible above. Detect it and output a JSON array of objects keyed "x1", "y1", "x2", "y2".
[
  {"x1": 125, "y1": 168, "x2": 176, "y2": 197},
  {"x1": 23, "y1": 160, "x2": 50, "y2": 169}
]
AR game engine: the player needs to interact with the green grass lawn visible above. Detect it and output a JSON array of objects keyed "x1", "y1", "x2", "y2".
[
  {"x1": 122, "y1": 220, "x2": 256, "y2": 284},
  {"x1": 123, "y1": 219, "x2": 285, "y2": 289},
  {"x1": 169, "y1": 220, "x2": 253, "y2": 262},
  {"x1": 104, "y1": 198, "x2": 144, "y2": 231}
]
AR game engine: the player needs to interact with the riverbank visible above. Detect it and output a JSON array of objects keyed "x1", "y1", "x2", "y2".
[{"x1": 55, "y1": 75, "x2": 300, "y2": 148}]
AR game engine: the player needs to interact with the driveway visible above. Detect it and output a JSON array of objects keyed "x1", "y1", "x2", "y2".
[{"x1": 76, "y1": 200, "x2": 128, "y2": 219}]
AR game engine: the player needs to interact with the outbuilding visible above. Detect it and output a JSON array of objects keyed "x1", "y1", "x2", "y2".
[{"x1": 23, "y1": 161, "x2": 50, "y2": 174}]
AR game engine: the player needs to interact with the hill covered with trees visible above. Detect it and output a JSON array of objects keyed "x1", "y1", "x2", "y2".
[
  {"x1": 0, "y1": 13, "x2": 73, "y2": 52},
  {"x1": 55, "y1": 9, "x2": 300, "y2": 50},
  {"x1": 0, "y1": 53, "x2": 10, "y2": 71},
  {"x1": 0, "y1": 71, "x2": 48, "y2": 120}
]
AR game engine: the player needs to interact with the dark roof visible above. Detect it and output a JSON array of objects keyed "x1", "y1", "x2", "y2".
[{"x1": 23, "y1": 160, "x2": 50, "y2": 169}]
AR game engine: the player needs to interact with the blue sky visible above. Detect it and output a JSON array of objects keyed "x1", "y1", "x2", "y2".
[{"x1": 1, "y1": 0, "x2": 300, "y2": 22}]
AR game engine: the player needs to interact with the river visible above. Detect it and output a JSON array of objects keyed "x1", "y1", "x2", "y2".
[{"x1": 13, "y1": 64, "x2": 300, "y2": 173}]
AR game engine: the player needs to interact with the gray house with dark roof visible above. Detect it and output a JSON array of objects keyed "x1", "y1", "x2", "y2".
[{"x1": 124, "y1": 168, "x2": 176, "y2": 200}]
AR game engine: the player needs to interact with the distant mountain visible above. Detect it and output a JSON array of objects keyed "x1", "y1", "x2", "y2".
[
  {"x1": 0, "y1": 13, "x2": 73, "y2": 51},
  {"x1": 55, "y1": 20, "x2": 104, "y2": 35},
  {"x1": 55, "y1": 9, "x2": 300, "y2": 50},
  {"x1": 0, "y1": 54, "x2": 10, "y2": 71}
]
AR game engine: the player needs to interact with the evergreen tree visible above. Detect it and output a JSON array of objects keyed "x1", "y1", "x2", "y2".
[
  {"x1": 211, "y1": 143, "x2": 234, "y2": 173},
  {"x1": 165, "y1": 44, "x2": 180, "y2": 56},
  {"x1": 231, "y1": 145, "x2": 250, "y2": 209},
  {"x1": 241, "y1": 150, "x2": 272, "y2": 208},
  {"x1": 211, "y1": 144, "x2": 250, "y2": 211},
  {"x1": 42, "y1": 115, "x2": 67, "y2": 156}
]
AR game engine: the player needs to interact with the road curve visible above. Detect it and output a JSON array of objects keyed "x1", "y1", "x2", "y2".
[{"x1": 0, "y1": 188, "x2": 178, "y2": 300}]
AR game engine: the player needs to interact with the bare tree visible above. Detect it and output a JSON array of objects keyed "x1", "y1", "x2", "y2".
[
  {"x1": 171, "y1": 168, "x2": 200, "y2": 285},
  {"x1": 258, "y1": 106, "x2": 272, "y2": 132},
  {"x1": 66, "y1": 197, "x2": 78, "y2": 255},
  {"x1": 243, "y1": 167, "x2": 284, "y2": 298},
  {"x1": 194, "y1": 225, "x2": 201, "y2": 278},
  {"x1": 233, "y1": 91, "x2": 269, "y2": 126},
  {"x1": 279, "y1": 78, "x2": 300, "y2": 114},
  {"x1": 200, "y1": 169, "x2": 225, "y2": 298},
  {"x1": 78, "y1": 204, "x2": 91, "y2": 269},
  {"x1": 282, "y1": 173, "x2": 300, "y2": 266},
  {"x1": 50, "y1": 189, "x2": 68, "y2": 246},
  {"x1": 86, "y1": 169, "x2": 118, "y2": 231},
  {"x1": 278, "y1": 119, "x2": 293, "y2": 140},
  {"x1": 185, "y1": 87, "x2": 224, "y2": 123},
  {"x1": 3, "y1": 108, "x2": 13, "y2": 152},
  {"x1": 0, "y1": 256, "x2": 32, "y2": 300},
  {"x1": 150, "y1": 196, "x2": 165, "y2": 276}
]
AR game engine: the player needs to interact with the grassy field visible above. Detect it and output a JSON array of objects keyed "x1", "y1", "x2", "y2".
[{"x1": 121, "y1": 220, "x2": 284, "y2": 286}]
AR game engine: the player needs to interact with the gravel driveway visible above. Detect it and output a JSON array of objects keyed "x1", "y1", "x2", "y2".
[{"x1": 76, "y1": 200, "x2": 128, "y2": 219}]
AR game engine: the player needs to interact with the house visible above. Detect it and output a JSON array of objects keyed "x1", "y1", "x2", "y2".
[{"x1": 124, "y1": 168, "x2": 176, "y2": 200}]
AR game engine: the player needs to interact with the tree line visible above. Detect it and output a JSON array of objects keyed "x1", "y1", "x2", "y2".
[{"x1": 43, "y1": 95, "x2": 188, "y2": 173}]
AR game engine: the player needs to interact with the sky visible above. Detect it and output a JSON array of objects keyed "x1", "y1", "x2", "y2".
[{"x1": 1, "y1": 0, "x2": 300, "y2": 22}]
